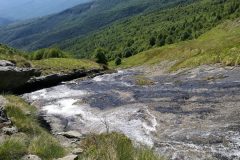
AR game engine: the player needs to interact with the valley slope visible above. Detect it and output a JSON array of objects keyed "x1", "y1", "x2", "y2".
[{"x1": 0, "y1": 0, "x2": 195, "y2": 50}]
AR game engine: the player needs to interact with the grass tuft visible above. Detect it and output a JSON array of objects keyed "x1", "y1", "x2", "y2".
[
  {"x1": 0, "y1": 137, "x2": 27, "y2": 160},
  {"x1": 78, "y1": 132, "x2": 163, "y2": 160},
  {"x1": 2, "y1": 95, "x2": 66, "y2": 159},
  {"x1": 29, "y1": 133, "x2": 65, "y2": 160}
]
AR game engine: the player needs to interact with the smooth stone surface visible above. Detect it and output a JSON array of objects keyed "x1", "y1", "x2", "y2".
[{"x1": 21, "y1": 155, "x2": 42, "y2": 160}]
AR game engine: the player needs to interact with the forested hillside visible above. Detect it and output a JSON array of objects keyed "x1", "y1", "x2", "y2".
[
  {"x1": 59, "y1": 0, "x2": 240, "y2": 60},
  {"x1": 0, "y1": 0, "x2": 194, "y2": 50}
]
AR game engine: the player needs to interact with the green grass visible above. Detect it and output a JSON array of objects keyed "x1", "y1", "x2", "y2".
[
  {"x1": 113, "y1": 19, "x2": 240, "y2": 71},
  {"x1": 31, "y1": 58, "x2": 102, "y2": 75},
  {"x1": 0, "y1": 137, "x2": 27, "y2": 160},
  {"x1": 78, "y1": 132, "x2": 163, "y2": 160},
  {"x1": 0, "y1": 95, "x2": 66, "y2": 160},
  {"x1": 29, "y1": 133, "x2": 65, "y2": 160},
  {"x1": 0, "y1": 44, "x2": 31, "y2": 67}
]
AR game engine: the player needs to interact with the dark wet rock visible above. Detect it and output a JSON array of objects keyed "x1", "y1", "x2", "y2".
[
  {"x1": 16, "y1": 69, "x2": 104, "y2": 94},
  {"x1": 21, "y1": 155, "x2": 42, "y2": 160},
  {"x1": 0, "y1": 66, "x2": 40, "y2": 92}
]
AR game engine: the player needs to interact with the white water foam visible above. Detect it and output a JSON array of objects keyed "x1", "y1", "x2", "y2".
[{"x1": 40, "y1": 97, "x2": 156, "y2": 146}]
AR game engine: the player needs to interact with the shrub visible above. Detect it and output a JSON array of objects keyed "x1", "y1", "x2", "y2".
[
  {"x1": 122, "y1": 48, "x2": 134, "y2": 58},
  {"x1": 94, "y1": 48, "x2": 108, "y2": 64},
  {"x1": 30, "y1": 48, "x2": 66, "y2": 60},
  {"x1": 149, "y1": 37, "x2": 156, "y2": 46},
  {"x1": 115, "y1": 57, "x2": 122, "y2": 65}
]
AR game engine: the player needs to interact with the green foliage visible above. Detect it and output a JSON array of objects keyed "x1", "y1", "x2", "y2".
[
  {"x1": 115, "y1": 56, "x2": 122, "y2": 65},
  {"x1": 122, "y1": 47, "x2": 134, "y2": 58},
  {"x1": 29, "y1": 133, "x2": 65, "y2": 160},
  {"x1": 112, "y1": 19, "x2": 240, "y2": 71},
  {"x1": 62, "y1": 0, "x2": 240, "y2": 61},
  {"x1": 0, "y1": 44, "x2": 31, "y2": 67},
  {"x1": 4, "y1": 96, "x2": 66, "y2": 159},
  {"x1": 0, "y1": 0, "x2": 188, "y2": 51},
  {"x1": 30, "y1": 48, "x2": 68, "y2": 60},
  {"x1": 79, "y1": 132, "x2": 163, "y2": 160},
  {"x1": 149, "y1": 37, "x2": 156, "y2": 46},
  {"x1": 0, "y1": 137, "x2": 27, "y2": 160},
  {"x1": 94, "y1": 48, "x2": 108, "y2": 65}
]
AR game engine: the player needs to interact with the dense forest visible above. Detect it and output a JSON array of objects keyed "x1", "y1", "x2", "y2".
[{"x1": 59, "y1": 0, "x2": 240, "y2": 60}]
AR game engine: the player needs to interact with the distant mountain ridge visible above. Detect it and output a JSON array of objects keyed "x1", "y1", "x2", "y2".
[
  {"x1": 0, "y1": 0, "x2": 191, "y2": 50},
  {"x1": 0, "y1": 0, "x2": 91, "y2": 20}
]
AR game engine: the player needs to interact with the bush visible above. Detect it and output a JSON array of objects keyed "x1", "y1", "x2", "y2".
[
  {"x1": 30, "y1": 48, "x2": 66, "y2": 60},
  {"x1": 115, "y1": 57, "x2": 122, "y2": 65},
  {"x1": 94, "y1": 48, "x2": 108, "y2": 64},
  {"x1": 122, "y1": 48, "x2": 134, "y2": 58},
  {"x1": 149, "y1": 37, "x2": 156, "y2": 46}
]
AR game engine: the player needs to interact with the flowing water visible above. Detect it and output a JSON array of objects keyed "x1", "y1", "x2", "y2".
[{"x1": 23, "y1": 66, "x2": 240, "y2": 160}]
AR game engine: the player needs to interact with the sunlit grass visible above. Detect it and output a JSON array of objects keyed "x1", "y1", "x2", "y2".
[
  {"x1": 78, "y1": 132, "x2": 164, "y2": 160},
  {"x1": 1, "y1": 95, "x2": 66, "y2": 160},
  {"x1": 31, "y1": 58, "x2": 102, "y2": 75},
  {"x1": 113, "y1": 20, "x2": 240, "y2": 71}
]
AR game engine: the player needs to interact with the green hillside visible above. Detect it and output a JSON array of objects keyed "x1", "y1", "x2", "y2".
[
  {"x1": 60, "y1": 0, "x2": 240, "y2": 60},
  {"x1": 0, "y1": 0, "x2": 190, "y2": 50},
  {"x1": 112, "y1": 19, "x2": 240, "y2": 71}
]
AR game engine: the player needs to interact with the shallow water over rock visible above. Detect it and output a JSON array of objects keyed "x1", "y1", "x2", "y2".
[{"x1": 23, "y1": 66, "x2": 240, "y2": 160}]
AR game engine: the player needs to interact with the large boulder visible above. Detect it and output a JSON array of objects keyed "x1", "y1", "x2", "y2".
[{"x1": 0, "y1": 60, "x2": 41, "y2": 92}]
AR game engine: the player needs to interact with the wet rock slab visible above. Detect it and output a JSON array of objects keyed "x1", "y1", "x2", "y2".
[{"x1": 23, "y1": 65, "x2": 240, "y2": 160}]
